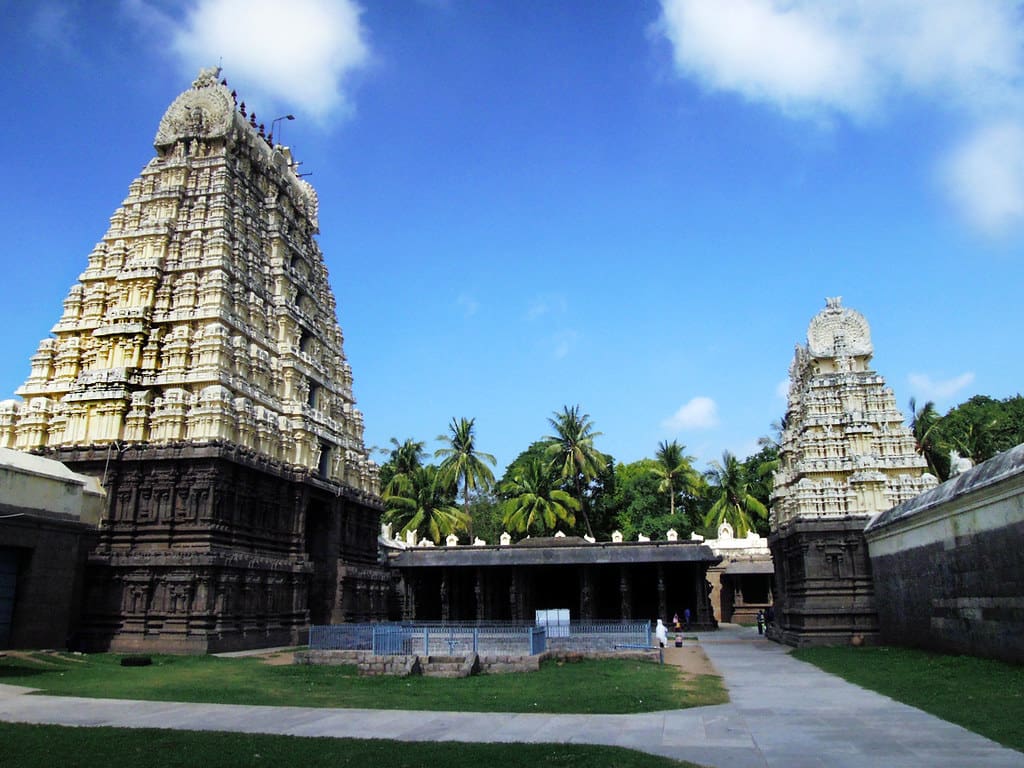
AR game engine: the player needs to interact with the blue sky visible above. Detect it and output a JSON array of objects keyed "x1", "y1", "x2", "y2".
[{"x1": 1, "y1": 0, "x2": 1022, "y2": 474}]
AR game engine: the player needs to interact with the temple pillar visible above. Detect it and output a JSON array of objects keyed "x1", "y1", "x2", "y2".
[
  {"x1": 619, "y1": 566, "x2": 632, "y2": 620},
  {"x1": 657, "y1": 564, "x2": 667, "y2": 620},
  {"x1": 440, "y1": 568, "x2": 450, "y2": 622},
  {"x1": 579, "y1": 566, "x2": 594, "y2": 620},
  {"x1": 474, "y1": 567, "x2": 483, "y2": 621},
  {"x1": 694, "y1": 567, "x2": 714, "y2": 627},
  {"x1": 509, "y1": 570, "x2": 520, "y2": 622}
]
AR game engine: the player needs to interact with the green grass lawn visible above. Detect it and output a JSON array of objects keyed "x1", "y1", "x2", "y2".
[
  {"x1": 0, "y1": 652, "x2": 726, "y2": 714},
  {"x1": 0, "y1": 722, "x2": 705, "y2": 768},
  {"x1": 793, "y1": 646, "x2": 1024, "y2": 752}
]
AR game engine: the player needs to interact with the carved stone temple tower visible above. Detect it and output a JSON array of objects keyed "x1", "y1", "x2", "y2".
[
  {"x1": 0, "y1": 68, "x2": 387, "y2": 652},
  {"x1": 768, "y1": 298, "x2": 936, "y2": 646}
]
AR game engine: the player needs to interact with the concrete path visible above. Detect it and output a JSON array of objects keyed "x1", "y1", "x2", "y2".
[{"x1": 1, "y1": 625, "x2": 1021, "y2": 767}]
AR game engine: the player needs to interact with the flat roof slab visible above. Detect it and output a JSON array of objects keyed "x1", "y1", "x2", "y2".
[{"x1": 390, "y1": 540, "x2": 721, "y2": 568}]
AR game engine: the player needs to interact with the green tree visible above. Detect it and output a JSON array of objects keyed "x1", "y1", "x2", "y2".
[
  {"x1": 500, "y1": 454, "x2": 580, "y2": 535},
  {"x1": 908, "y1": 398, "x2": 944, "y2": 478},
  {"x1": 612, "y1": 459, "x2": 675, "y2": 540},
  {"x1": 380, "y1": 437, "x2": 427, "y2": 497},
  {"x1": 435, "y1": 417, "x2": 496, "y2": 536},
  {"x1": 545, "y1": 405, "x2": 606, "y2": 538},
  {"x1": 649, "y1": 440, "x2": 699, "y2": 517},
  {"x1": 702, "y1": 451, "x2": 768, "y2": 537},
  {"x1": 382, "y1": 464, "x2": 466, "y2": 544},
  {"x1": 466, "y1": 491, "x2": 504, "y2": 546}
]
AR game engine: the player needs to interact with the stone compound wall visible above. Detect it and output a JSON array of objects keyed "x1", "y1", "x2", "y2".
[
  {"x1": 865, "y1": 444, "x2": 1024, "y2": 663},
  {"x1": 295, "y1": 648, "x2": 659, "y2": 675},
  {"x1": 295, "y1": 650, "x2": 422, "y2": 676},
  {"x1": 0, "y1": 449, "x2": 101, "y2": 649}
]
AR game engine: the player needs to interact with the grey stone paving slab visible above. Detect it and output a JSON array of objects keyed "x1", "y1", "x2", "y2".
[{"x1": 0, "y1": 625, "x2": 1021, "y2": 767}]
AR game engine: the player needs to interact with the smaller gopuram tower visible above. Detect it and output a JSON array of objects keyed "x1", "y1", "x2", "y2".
[
  {"x1": 768, "y1": 298, "x2": 936, "y2": 646},
  {"x1": 0, "y1": 68, "x2": 387, "y2": 652}
]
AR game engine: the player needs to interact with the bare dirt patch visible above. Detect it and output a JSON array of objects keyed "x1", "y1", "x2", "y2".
[
  {"x1": 661, "y1": 644, "x2": 717, "y2": 677},
  {"x1": 257, "y1": 651, "x2": 296, "y2": 666}
]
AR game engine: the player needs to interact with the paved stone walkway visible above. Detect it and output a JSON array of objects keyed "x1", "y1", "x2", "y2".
[{"x1": 0, "y1": 625, "x2": 1021, "y2": 767}]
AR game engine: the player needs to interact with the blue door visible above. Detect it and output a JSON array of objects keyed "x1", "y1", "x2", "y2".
[{"x1": 0, "y1": 548, "x2": 17, "y2": 649}]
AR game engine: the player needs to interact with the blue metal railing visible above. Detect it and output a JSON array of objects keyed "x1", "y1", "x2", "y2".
[
  {"x1": 308, "y1": 623, "x2": 373, "y2": 650},
  {"x1": 309, "y1": 620, "x2": 647, "y2": 656}
]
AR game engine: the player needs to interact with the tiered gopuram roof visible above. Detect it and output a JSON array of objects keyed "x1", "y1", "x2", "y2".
[
  {"x1": 0, "y1": 67, "x2": 377, "y2": 495},
  {"x1": 771, "y1": 298, "x2": 936, "y2": 526}
]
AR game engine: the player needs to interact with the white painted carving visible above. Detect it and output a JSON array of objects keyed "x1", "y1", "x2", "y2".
[
  {"x1": 3, "y1": 70, "x2": 379, "y2": 496},
  {"x1": 949, "y1": 450, "x2": 974, "y2": 476},
  {"x1": 806, "y1": 296, "x2": 873, "y2": 359},
  {"x1": 771, "y1": 299, "x2": 936, "y2": 526}
]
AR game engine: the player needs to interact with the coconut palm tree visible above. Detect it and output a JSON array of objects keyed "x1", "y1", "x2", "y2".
[
  {"x1": 545, "y1": 405, "x2": 605, "y2": 538},
  {"x1": 382, "y1": 437, "x2": 427, "y2": 497},
  {"x1": 383, "y1": 464, "x2": 467, "y2": 544},
  {"x1": 649, "y1": 440, "x2": 699, "y2": 517},
  {"x1": 435, "y1": 417, "x2": 496, "y2": 535},
  {"x1": 500, "y1": 454, "x2": 580, "y2": 535},
  {"x1": 909, "y1": 398, "x2": 943, "y2": 477},
  {"x1": 703, "y1": 451, "x2": 768, "y2": 537}
]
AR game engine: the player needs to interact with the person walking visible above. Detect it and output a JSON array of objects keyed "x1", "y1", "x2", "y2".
[{"x1": 655, "y1": 619, "x2": 668, "y2": 648}]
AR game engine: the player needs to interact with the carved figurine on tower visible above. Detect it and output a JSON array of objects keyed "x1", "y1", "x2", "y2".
[{"x1": 0, "y1": 68, "x2": 387, "y2": 652}]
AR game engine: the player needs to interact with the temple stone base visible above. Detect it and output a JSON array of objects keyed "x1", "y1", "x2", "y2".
[
  {"x1": 82, "y1": 557, "x2": 309, "y2": 654},
  {"x1": 768, "y1": 516, "x2": 879, "y2": 647},
  {"x1": 48, "y1": 441, "x2": 384, "y2": 654}
]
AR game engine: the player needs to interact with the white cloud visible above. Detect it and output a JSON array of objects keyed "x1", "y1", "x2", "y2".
[
  {"x1": 456, "y1": 293, "x2": 479, "y2": 318},
  {"x1": 658, "y1": 0, "x2": 869, "y2": 119},
  {"x1": 145, "y1": 0, "x2": 370, "y2": 122},
  {"x1": 657, "y1": 0, "x2": 1024, "y2": 235},
  {"x1": 663, "y1": 396, "x2": 719, "y2": 431},
  {"x1": 29, "y1": 2, "x2": 77, "y2": 52},
  {"x1": 550, "y1": 330, "x2": 578, "y2": 360},
  {"x1": 775, "y1": 379, "x2": 790, "y2": 400},
  {"x1": 907, "y1": 371, "x2": 976, "y2": 403},
  {"x1": 526, "y1": 294, "x2": 568, "y2": 320},
  {"x1": 657, "y1": 0, "x2": 1023, "y2": 120},
  {"x1": 942, "y1": 122, "x2": 1024, "y2": 237}
]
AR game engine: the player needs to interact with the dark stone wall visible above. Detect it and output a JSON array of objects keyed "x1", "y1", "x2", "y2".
[
  {"x1": 51, "y1": 441, "x2": 385, "y2": 653},
  {"x1": 0, "y1": 511, "x2": 97, "y2": 649},
  {"x1": 768, "y1": 516, "x2": 878, "y2": 646},
  {"x1": 871, "y1": 518, "x2": 1024, "y2": 663}
]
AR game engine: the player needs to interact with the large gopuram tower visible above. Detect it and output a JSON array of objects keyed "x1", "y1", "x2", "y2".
[
  {"x1": 0, "y1": 68, "x2": 387, "y2": 652},
  {"x1": 768, "y1": 298, "x2": 936, "y2": 646}
]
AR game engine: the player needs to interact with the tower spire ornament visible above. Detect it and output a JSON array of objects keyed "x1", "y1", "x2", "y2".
[{"x1": 0, "y1": 70, "x2": 386, "y2": 653}]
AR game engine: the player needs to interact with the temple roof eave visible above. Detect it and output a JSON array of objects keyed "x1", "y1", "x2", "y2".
[{"x1": 390, "y1": 541, "x2": 721, "y2": 568}]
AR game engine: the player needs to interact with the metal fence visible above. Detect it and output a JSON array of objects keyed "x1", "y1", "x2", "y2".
[
  {"x1": 309, "y1": 620, "x2": 651, "y2": 656},
  {"x1": 548, "y1": 620, "x2": 651, "y2": 652},
  {"x1": 308, "y1": 623, "x2": 374, "y2": 651}
]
